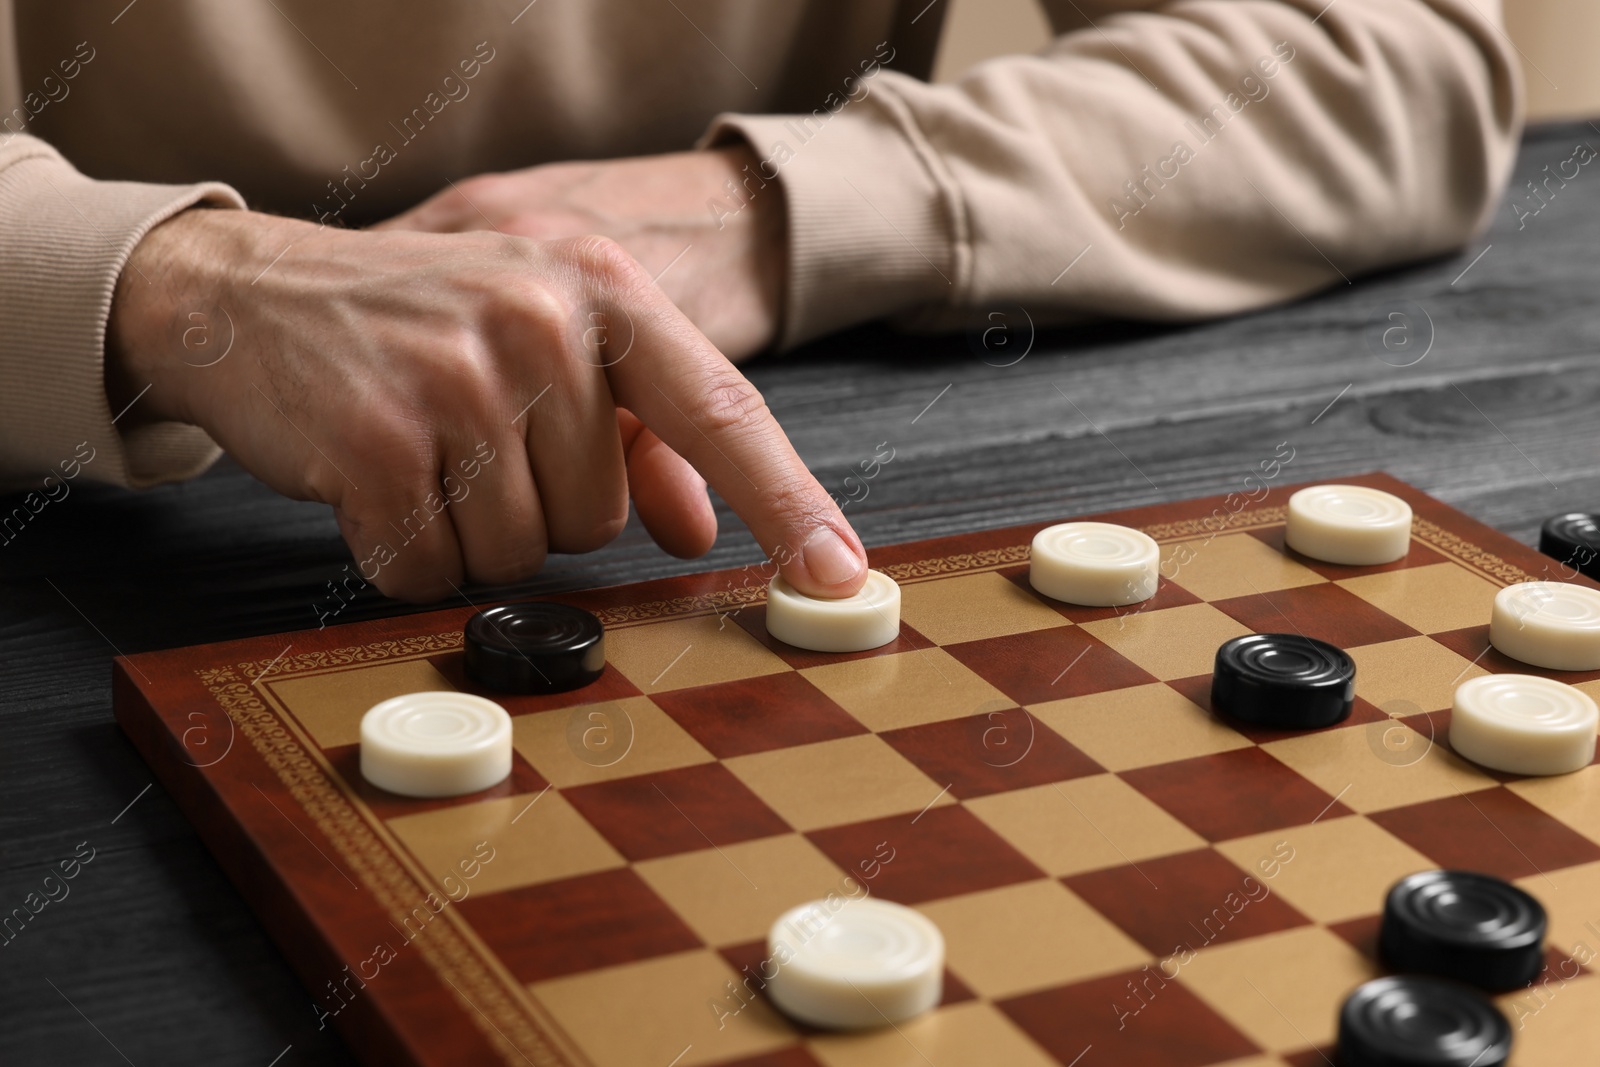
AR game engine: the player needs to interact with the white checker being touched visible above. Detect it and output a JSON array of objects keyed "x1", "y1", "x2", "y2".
[
  {"x1": 765, "y1": 897, "x2": 944, "y2": 1030},
  {"x1": 1450, "y1": 674, "x2": 1598, "y2": 776},
  {"x1": 1029, "y1": 521, "x2": 1159, "y2": 607},
  {"x1": 359, "y1": 691, "x2": 513, "y2": 798},
  {"x1": 766, "y1": 569, "x2": 901, "y2": 653},
  {"x1": 1490, "y1": 581, "x2": 1600, "y2": 672},
  {"x1": 1284, "y1": 484, "x2": 1413, "y2": 565}
]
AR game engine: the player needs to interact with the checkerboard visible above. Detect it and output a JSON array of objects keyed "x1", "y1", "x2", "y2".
[{"x1": 113, "y1": 473, "x2": 1600, "y2": 1067}]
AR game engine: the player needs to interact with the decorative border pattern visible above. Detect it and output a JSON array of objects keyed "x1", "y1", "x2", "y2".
[
  {"x1": 1141, "y1": 505, "x2": 1286, "y2": 542},
  {"x1": 200, "y1": 667, "x2": 569, "y2": 1067},
  {"x1": 878, "y1": 544, "x2": 1034, "y2": 581},
  {"x1": 1412, "y1": 518, "x2": 1538, "y2": 586},
  {"x1": 203, "y1": 633, "x2": 465, "y2": 684},
  {"x1": 591, "y1": 582, "x2": 767, "y2": 627}
]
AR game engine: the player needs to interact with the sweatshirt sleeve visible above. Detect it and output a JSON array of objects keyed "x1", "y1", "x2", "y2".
[
  {"x1": 0, "y1": 133, "x2": 245, "y2": 491},
  {"x1": 706, "y1": 0, "x2": 1522, "y2": 349}
]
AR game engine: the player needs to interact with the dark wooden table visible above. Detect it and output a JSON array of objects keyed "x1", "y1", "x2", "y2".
[{"x1": 3, "y1": 119, "x2": 1597, "y2": 1065}]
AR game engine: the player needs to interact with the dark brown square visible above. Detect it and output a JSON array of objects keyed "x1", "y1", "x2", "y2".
[
  {"x1": 330, "y1": 743, "x2": 547, "y2": 823},
  {"x1": 427, "y1": 650, "x2": 642, "y2": 714},
  {"x1": 729, "y1": 602, "x2": 934, "y2": 670},
  {"x1": 1210, "y1": 582, "x2": 1420, "y2": 650},
  {"x1": 456, "y1": 867, "x2": 699, "y2": 983},
  {"x1": 1064, "y1": 848, "x2": 1311, "y2": 956},
  {"x1": 806, "y1": 805, "x2": 1045, "y2": 905},
  {"x1": 650, "y1": 671, "x2": 868, "y2": 759},
  {"x1": 562, "y1": 763, "x2": 790, "y2": 862},
  {"x1": 1329, "y1": 913, "x2": 1384, "y2": 966},
  {"x1": 999, "y1": 563, "x2": 1204, "y2": 623},
  {"x1": 1120, "y1": 747, "x2": 1352, "y2": 842},
  {"x1": 1368, "y1": 787, "x2": 1600, "y2": 881},
  {"x1": 1249, "y1": 524, "x2": 1448, "y2": 579},
  {"x1": 1166, "y1": 674, "x2": 1388, "y2": 745},
  {"x1": 880, "y1": 711, "x2": 1102, "y2": 799},
  {"x1": 1431, "y1": 625, "x2": 1600, "y2": 686},
  {"x1": 944, "y1": 626, "x2": 1159, "y2": 706},
  {"x1": 999, "y1": 967, "x2": 1259, "y2": 1067}
]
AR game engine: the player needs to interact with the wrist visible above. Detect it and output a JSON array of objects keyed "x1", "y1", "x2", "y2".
[
  {"x1": 107, "y1": 208, "x2": 293, "y2": 425},
  {"x1": 704, "y1": 144, "x2": 789, "y2": 355}
]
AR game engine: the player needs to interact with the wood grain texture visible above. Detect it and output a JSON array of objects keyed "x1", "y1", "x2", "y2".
[{"x1": 1, "y1": 119, "x2": 1597, "y2": 1065}]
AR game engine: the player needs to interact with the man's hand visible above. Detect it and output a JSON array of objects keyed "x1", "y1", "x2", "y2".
[
  {"x1": 372, "y1": 147, "x2": 785, "y2": 361},
  {"x1": 106, "y1": 209, "x2": 863, "y2": 603}
]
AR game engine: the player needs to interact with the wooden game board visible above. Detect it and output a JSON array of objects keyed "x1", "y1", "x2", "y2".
[{"x1": 113, "y1": 473, "x2": 1600, "y2": 1067}]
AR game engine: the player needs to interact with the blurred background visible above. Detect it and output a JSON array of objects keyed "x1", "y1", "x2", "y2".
[{"x1": 932, "y1": 0, "x2": 1599, "y2": 122}]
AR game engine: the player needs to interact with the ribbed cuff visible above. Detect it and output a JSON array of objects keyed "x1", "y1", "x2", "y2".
[
  {"x1": 0, "y1": 140, "x2": 245, "y2": 490},
  {"x1": 704, "y1": 94, "x2": 962, "y2": 350}
]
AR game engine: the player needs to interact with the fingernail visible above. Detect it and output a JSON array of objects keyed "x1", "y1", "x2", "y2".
[{"x1": 803, "y1": 526, "x2": 863, "y2": 586}]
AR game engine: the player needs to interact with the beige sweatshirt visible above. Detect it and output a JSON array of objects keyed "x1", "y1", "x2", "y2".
[{"x1": 0, "y1": 0, "x2": 1519, "y2": 492}]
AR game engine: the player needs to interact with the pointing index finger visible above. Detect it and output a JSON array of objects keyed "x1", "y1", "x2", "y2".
[{"x1": 602, "y1": 297, "x2": 867, "y2": 599}]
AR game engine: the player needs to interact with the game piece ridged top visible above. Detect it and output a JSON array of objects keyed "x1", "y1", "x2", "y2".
[
  {"x1": 1379, "y1": 869, "x2": 1547, "y2": 992},
  {"x1": 112, "y1": 474, "x2": 1600, "y2": 1067}
]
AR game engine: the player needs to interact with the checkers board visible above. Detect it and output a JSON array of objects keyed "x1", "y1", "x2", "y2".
[{"x1": 112, "y1": 472, "x2": 1600, "y2": 1067}]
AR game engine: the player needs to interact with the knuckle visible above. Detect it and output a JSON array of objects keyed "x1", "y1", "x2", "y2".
[
  {"x1": 764, "y1": 475, "x2": 832, "y2": 532},
  {"x1": 410, "y1": 335, "x2": 516, "y2": 428},
  {"x1": 558, "y1": 235, "x2": 649, "y2": 292},
  {"x1": 696, "y1": 375, "x2": 771, "y2": 437},
  {"x1": 493, "y1": 274, "x2": 569, "y2": 338}
]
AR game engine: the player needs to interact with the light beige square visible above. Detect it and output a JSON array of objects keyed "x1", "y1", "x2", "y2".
[
  {"x1": 635, "y1": 834, "x2": 850, "y2": 947},
  {"x1": 800, "y1": 648, "x2": 1010, "y2": 732},
  {"x1": 386, "y1": 789, "x2": 622, "y2": 896},
  {"x1": 1263, "y1": 724, "x2": 1498, "y2": 813},
  {"x1": 1510, "y1": 766, "x2": 1600, "y2": 847},
  {"x1": 1493, "y1": 973, "x2": 1600, "y2": 1065},
  {"x1": 532, "y1": 949, "x2": 793, "y2": 1067},
  {"x1": 1161, "y1": 533, "x2": 1327, "y2": 602},
  {"x1": 918, "y1": 879, "x2": 1148, "y2": 998},
  {"x1": 269, "y1": 659, "x2": 455, "y2": 748},
  {"x1": 606, "y1": 614, "x2": 791, "y2": 693},
  {"x1": 511, "y1": 696, "x2": 713, "y2": 788},
  {"x1": 967, "y1": 775, "x2": 1205, "y2": 876},
  {"x1": 725, "y1": 734, "x2": 953, "y2": 832},
  {"x1": 1347, "y1": 636, "x2": 1490, "y2": 714},
  {"x1": 1031, "y1": 683, "x2": 1252, "y2": 772},
  {"x1": 1337, "y1": 563, "x2": 1501, "y2": 635},
  {"x1": 1178, "y1": 926, "x2": 1378, "y2": 1052},
  {"x1": 1080, "y1": 603, "x2": 1255, "y2": 680},
  {"x1": 898, "y1": 571, "x2": 1072, "y2": 645},
  {"x1": 808, "y1": 1001, "x2": 1058, "y2": 1067},
  {"x1": 1215, "y1": 816, "x2": 1434, "y2": 924},
  {"x1": 1513, "y1": 860, "x2": 1600, "y2": 962}
]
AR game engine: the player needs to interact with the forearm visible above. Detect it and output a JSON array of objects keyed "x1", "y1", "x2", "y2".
[{"x1": 715, "y1": 0, "x2": 1521, "y2": 344}]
